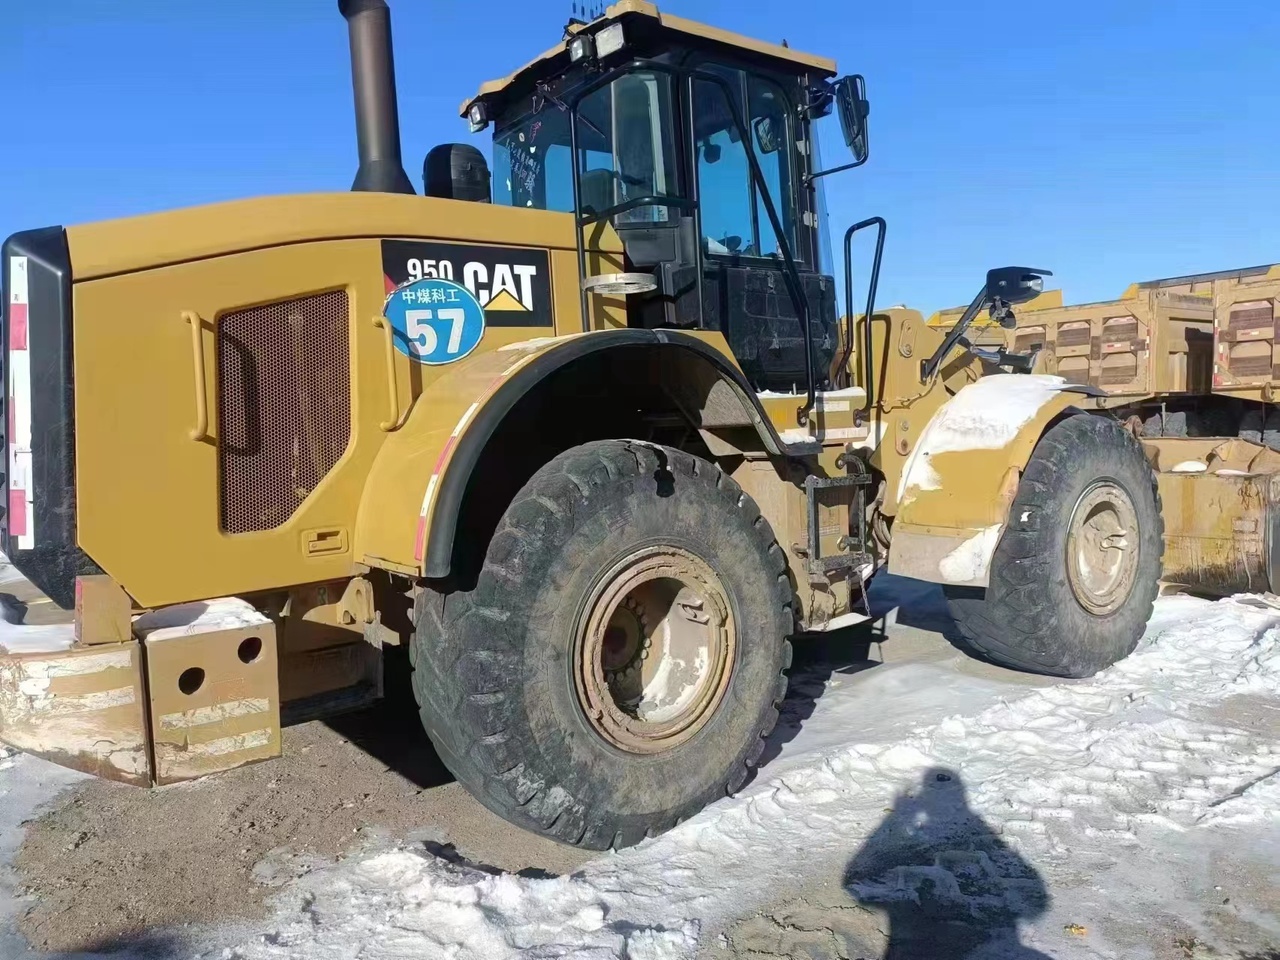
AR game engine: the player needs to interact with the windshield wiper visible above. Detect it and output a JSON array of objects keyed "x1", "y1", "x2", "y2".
[{"x1": 534, "y1": 81, "x2": 607, "y2": 141}]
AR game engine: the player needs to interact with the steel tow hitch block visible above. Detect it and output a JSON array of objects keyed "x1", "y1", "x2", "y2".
[
  {"x1": 74, "y1": 575, "x2": 133, "y2": 645},
  {"x1": 134, "y1": 599, "x2": 281, "y2": 785},
  {"x1": 0, "y1": 639, "x2": 151, "y2": 784}
]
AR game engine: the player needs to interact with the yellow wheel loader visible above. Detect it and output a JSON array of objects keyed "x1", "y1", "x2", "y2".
[{"x1": 0, "y1": 0, "x2": 1174, "y2": 848}]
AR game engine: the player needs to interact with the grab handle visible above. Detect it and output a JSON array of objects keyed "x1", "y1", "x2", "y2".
[
  {"x1": 182, "y1": 311, "x2": 209, "y2": 441},
  {"x1": 372, "y1": 316, "x2": 401, "y2": 432}
]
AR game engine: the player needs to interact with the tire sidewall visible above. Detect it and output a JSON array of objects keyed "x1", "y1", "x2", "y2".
[
  {"x1": 965, "y1": 414, "x2": 1163, "y2": 677},
  {"x1": 1020, "y1": 463, "x2": 1156, "y2": 651},
  {"x1": 489, "y1": 454, "x2": 787, "y2": 819}
]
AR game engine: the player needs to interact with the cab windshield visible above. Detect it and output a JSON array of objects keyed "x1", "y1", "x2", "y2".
[
  {"x1": 492, "y1": 71, "x2": 678, "y2": 224},
  {"x1": 489, "y1": 64, "x2": 800, "y2": 264}
]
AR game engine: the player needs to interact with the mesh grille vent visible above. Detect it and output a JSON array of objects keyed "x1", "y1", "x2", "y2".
[{"x1": 217, "y1": 291, "x2": 351, "y2": 534}]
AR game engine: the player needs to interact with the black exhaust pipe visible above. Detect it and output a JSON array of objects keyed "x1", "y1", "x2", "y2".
[{"x1": 339, "y1": 0, "x2": 414, "y2": 194}]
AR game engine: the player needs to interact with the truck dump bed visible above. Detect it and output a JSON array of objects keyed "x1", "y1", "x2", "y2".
[
  {"x1": 1009, "y1": 280, "x2": 1215, "y2": 405},
  {"x1": 1212, "y1": 265, "x2": 1280, "y2": 400},
  {"x1": 931, "y1": 264, "x2": 1280, "y2": 412}
]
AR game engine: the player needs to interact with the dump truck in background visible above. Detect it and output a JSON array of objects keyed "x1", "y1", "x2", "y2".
[
  {"x1": 1211, "y1": 266, "x2": 1280, "y2": 441},
  {"x1": 929, "y1": 264, "x2": 1280, "y2": 441},
  {"x1": 927, "y1": 288, "x2": 1063, "y2": 352}
]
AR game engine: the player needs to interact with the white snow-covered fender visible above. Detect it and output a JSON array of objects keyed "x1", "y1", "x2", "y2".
[{"x1": 887, "y1": 375, "x2": 1091, "y2": 588}]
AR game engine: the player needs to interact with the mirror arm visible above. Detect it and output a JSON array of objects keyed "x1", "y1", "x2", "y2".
[
  {"x1": 920, "y1": 285, "x2": 989, "y2": 382},
  {"x1": 803, "y1": 154, "x2": 867, "y2": 186}
]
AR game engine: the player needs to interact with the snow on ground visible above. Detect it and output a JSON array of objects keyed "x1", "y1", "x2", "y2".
[
  {"x1": 0, "y1": 561, "x2": 25, "y2": 587},
  {"x1": 0, "y1": 621, "x2": 74, "y2": 654},
  {"x1": 211, "y1": 589, "x2": 1280, "y2": 960}
]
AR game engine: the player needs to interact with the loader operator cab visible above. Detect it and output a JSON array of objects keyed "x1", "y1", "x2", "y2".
[{"x1": 458, "y1": 3, "x2": 872, "y2": 408}]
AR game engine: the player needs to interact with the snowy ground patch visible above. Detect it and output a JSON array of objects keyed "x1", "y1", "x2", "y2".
[{"x1": 216, "y1": 591, "x2": 1280, "y2": 960}]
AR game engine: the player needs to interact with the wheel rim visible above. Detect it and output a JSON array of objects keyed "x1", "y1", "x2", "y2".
[
  {"x1": 575, "y1": 545, "x2": 735, "y2": 754},
  {"x1": 1065, "y1": 480, "x2": 1140, "y2": 616}
]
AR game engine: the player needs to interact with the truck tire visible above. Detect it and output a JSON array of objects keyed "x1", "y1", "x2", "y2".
[
  {"x1": 1240, "y1": 407, "x2": 1264, "y2": 445},
  {"x1": 1139, "y1": 410, "x2": 1187, "y2": 438},
  {"x1": 412, "y1": 440, "x2": 793, "y2": 849},
  {"x1": 944, "y1": 414, "x2": 1162, "y2": 678},
  {"x1": 1263, "y1": 407, "x2": 1280, "y2": 451}
]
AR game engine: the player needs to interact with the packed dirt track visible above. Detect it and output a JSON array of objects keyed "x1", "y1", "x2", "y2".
[
  {"x1": 2, "y1": 574, "x2": 1277, "y2": 959},
  {"x1": 7, "y1": 646, "x2": 589, "y2": 955}
]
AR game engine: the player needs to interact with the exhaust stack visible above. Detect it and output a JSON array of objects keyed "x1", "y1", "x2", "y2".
[{"x1": 339, "y1": 0, "x2": 414, "y2": 194}]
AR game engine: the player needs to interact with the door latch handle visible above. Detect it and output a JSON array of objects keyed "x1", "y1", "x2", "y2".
[{"x1": 303, "y1": 527, "x2": 348, "y2": 557}]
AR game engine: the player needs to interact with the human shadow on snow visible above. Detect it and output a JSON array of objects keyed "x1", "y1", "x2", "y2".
[
  {"x1": 843, "y1": 767, "x2": 1051, "y2": 959},
  {"x1": 9, "y1": 927, "x2": 200, "y2": 960}
]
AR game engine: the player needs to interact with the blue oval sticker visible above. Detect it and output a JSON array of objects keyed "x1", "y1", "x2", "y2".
[{"x1": 383, "y1": 278, "x2": 486, "y2": 364}]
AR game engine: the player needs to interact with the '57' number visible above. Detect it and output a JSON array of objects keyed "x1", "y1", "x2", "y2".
[{"x1": 405, "y1": 308, "x2": 467, "y2": 357}]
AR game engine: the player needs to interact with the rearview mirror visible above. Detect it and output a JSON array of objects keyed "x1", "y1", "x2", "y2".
[
  {"x1": 834, "y1": 75, "x2": 869, "y2": 164},
  {"x1": 752, "y1": 116, "x2": 780, "y2": 155},
  {"x1": 986, "y1": 267, "x2": 1051, "y2": 306}
]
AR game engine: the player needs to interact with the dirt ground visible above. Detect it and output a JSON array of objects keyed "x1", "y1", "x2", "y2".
[
  {"x1": 12, "y1": 662, "x2": 591, "y2": 955},
  {"x1": 8, "y1": 579, "x2": 1279, "y2": 959},
  {"x1": 5, "y1": 578, "x2": 1017, "y2": 956},
  {"x1": 697, "y1": 679, "x2": 1280, "y2": 960},
  {"x1": 701, "y1": 834, "x2": 1280, "y2": 960}
]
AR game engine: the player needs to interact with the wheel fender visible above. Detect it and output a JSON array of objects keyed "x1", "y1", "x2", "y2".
[
  {"x1": 354, "y1": 329, "x2": 785, "y2": 578},
  {"x1": 887, "y1": 375, "x2": 1096, "y2": 588},
  {"x1": 352, "y1": 338, "x2": 555, "y2": 576}
]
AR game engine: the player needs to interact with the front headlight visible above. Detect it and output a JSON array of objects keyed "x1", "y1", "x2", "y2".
[
  {"x1": 595, "y1": 23, "x2": 626, "y2": 58},
  {"x1": 567, "y1": 33, "x2": 595, "y2": 63}
]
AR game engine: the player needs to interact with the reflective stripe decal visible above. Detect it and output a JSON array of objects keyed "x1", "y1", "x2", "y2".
[
  {"x1": 413, "y1": 405, "x2": 475, "y2": 563},
  {"x1": 7, "y1": 255, "x2": 34, "y2": 549},
  {"x1": 411, "y1": 353, "x2": 543, "y2": 567},
  {"x1": 157, "y1": 697, "x2": 271, "y2": 730},
  {"x1": 7, "y1": 302, "x2": 26, "y2": 350}
]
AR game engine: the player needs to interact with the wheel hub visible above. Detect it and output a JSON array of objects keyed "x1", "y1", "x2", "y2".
[
  {"x1": 1066, "y1": 480, "x2": 1140, "y2": 616},
  {"x1": 575, "y1": 545, "x2": 735, "y2": 754},
  {"x1": 601, "y1": 599, "x2": 646, "y2": 675}
]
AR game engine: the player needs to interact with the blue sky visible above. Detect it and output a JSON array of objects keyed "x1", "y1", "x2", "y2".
[{"x1": 3, "y1": 0, "x2": 1277, "y2": 315}]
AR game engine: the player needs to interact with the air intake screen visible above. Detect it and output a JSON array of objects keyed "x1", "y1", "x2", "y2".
[{"x1": 217, "y1": 290, "x2": 351, "y2": 534}]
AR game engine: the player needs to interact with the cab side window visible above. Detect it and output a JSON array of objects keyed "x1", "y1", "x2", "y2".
[
  {"x1": 693, "y1": 65, "x2": 796, "y2": 259},
  {"x1": 747, "y1": 76, "x2": 794, "y2": 257}
]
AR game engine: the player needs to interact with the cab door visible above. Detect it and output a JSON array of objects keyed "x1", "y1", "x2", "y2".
[{"x1": 690, "y1": 64, "x2": 839, "y2": 393}]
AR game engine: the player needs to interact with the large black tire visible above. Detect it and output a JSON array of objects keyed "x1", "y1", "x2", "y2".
[
  {"x1": 1262, "y1": 407, "x2": 1280, "y2": 451},
  {"x1": 1139, "y1": 409, "x2": 1187, "y2": 438},
  {"x1": 1239, "y1": 405, "x2": 1280, "y2": 450},
  {"x1": 944, "y1": 414, "x2": 1163, "y2": 678},
  {"x1": 1240, "y1": 407, "x2": 1264, "y2": 445},
  {"x1": 412, "y1": 440, "x2": 793, "y2": 849}
]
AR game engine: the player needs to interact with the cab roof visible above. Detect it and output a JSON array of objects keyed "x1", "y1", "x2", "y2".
[{"x1": 460, "y1": 0, "x2": 837, "y2": 117}]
